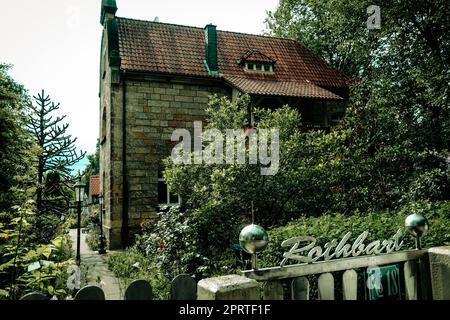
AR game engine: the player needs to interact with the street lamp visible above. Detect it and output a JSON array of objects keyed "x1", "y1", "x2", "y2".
[
  {"x1": 74, "y1": 178, "x2": 86, "y2": 265},
  {"x1": 98, "y1": 193, "x2": 106, "y2": 254}
]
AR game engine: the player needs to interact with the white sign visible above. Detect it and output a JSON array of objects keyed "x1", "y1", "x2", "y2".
[{"x1": 280, "y1": 229, "x2": 403, "y2": 266}]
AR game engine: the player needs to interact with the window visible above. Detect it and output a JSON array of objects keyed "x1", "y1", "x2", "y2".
[
  {"x1": 330, "y1": 112, "x2": 345, "y2": 125},
  {"x1": 101, "y1": 107, "x2": 106, "y2": 143},
  {"x1": 158, "y1": 172, "x2": 181, "y2": 205},
  {"x1": 245, "y1": 62, "x2": 274, "y2": 73}
]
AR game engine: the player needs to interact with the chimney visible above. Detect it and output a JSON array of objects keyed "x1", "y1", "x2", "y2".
[
  {"x1": 204, "y1": 24, "x2": 219, "y2": 75},
  {"x1": 100, "y1": 0, "x2": 118, "y2": 26}
]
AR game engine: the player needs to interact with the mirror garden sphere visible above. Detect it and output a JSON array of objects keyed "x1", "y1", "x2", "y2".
[
  {"x1": 239, "y1": 224, "x2": 269, "y2": 254},
  {"x1": 405, "y1": 213, "x2": 429, "y2": 237}
]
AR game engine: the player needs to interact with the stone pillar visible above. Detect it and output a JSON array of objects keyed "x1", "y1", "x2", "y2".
[
  {"x1": 428, "y1": 246, "x2": 450, "y2": 300},
  {"x1": 197, "y1": 275, "x2": 260, "y2": 300}
]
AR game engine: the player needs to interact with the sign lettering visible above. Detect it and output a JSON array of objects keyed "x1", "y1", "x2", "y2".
[{"x1": 281, "y1": 229, "x2": 403, "y2": 266}]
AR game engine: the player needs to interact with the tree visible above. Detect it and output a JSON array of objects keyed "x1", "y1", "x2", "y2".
[
  {"x1": 267, "y1": 0, "x2": 450, "y2": 146},
  {"x1": 26, "y1": 90, "x2": 86, "y2": 241},
  {"x1": 161, "y1": 95, "x2": 347, "y2": 277},
  {"x1": 0, "y1": 64, "x2": 36, "y2": 212},
  {"x1": 266, "y1": 0, "x2": 450, "y2": 208},
  {"x1": 82, "y1": 139, "x2": 100, "y2": 198},
  {"x1": 85, "y1": 140, "x2": 100, "y2": 176}
]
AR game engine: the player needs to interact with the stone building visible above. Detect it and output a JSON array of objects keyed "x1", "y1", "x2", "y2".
[{"x1": 98, "y1": 0, "x2": 349, "y2": 248}]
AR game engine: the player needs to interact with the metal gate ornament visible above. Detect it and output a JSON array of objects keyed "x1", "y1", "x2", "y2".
[
  {"x1": 239, "y1": 224, "x2": 269, "y2": 254},
  {"x1": 405, "y1": 213, "x2": 428, "y2": 250},
  {"x1": 280, "y1": 229, "x2": 404, "y2": 266}
]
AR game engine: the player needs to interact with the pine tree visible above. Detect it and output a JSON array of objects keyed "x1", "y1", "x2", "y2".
[{"x1": 26, "y1": 90, "x2": 86, "y2": 241}]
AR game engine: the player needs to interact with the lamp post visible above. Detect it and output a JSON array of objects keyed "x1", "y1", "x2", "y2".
[
  {"x1": 98, "y1": 193, "x2": 106, "y2": 254},
  {"x1": 74, "y1": 178, "x2": 86, "y2": 265}
]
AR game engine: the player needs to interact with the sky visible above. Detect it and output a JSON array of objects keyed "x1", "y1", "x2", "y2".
[{"x1": 0, "y1": 0, "x2": 279, "y2": 173}]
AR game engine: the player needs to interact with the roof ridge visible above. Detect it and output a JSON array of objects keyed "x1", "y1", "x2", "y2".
[
  {"x1": 117, "y1": 16, "x2": 204, "y2": 31},
  {"x1": 116, "y1": 16, "x2": 297, "y2": 42}
]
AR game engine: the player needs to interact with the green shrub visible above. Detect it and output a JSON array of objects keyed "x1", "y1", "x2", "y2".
[
  {"x1": 108, "y1": 246, "x2": 170, "y2": 299},
  {"x1": 138, "y1": 205, "x2": 242, "y2": 280},
  {"x1": 0, "y1": 203, "x2": 74, "y2": 299},
  {"x1": 85, "y1": 225, "x2": 109, "y2": 252},
  {"x1": 405, "y1": 168, "x2": 450, "y2": 202}
]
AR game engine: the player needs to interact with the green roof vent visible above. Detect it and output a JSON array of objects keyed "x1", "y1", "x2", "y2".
[{"x1": 204, "y1": 24, "x2": 219, "y2": 75}]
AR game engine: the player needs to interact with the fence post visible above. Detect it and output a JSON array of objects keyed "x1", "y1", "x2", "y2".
[
  {"x1": 428, "y1": 246, "x2": 450, "y2": 300},
  {"x1": 171, "y1": 274, "x2": 197, "y2": 300},
  {"x1": 197, "y1": 275, "x2": 260, "y2": 300},
  {"x1": 124, "y1": 279, "x2": 153, "y2": 300}
]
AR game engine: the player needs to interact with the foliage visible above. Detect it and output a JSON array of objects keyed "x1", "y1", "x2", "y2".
[
  {"x1": 266, "y1": 0, "x2": 450, "y2": 83},
  {"x1": 26, "y1": 90, "x2": 86, "y2": 242},
  {"x1": 166, "y1": 94, "x2": 340, "y2": 223},
  {"x1": 0, "y1": 66, "x2": 79, "y2": 300},
  {"x1": 159, "y1": 94, "x2": 450, "y2": 279},
  {"x1": 83, "y1": 139, "x2": 100, "y2": 195},
  {"x1": 138, "y1": 205, "x2": 241, "y2": 281},
  {"x1": 108, "y1": 246, "x2": 170, "y2": 300},
  {"x1": 84, "y1": 139, "x2": 100, "y2": 176},
  {"x1": 0, "y1": 201, "x2": 73, "y2": 299},
  {"x1": 85, "y1": 214, "x2": 108, "y2": 252},
  {"x1": 0, "y1": 64, "x2": 36, "y2": 213},
  {"x1": 85, "y1": 228, "x2": 100, "y2": 251},
  {"x1": 264, "y1": 0, "x2": 450, "y2": 211},
  {"x1": 258, "y1": 200, "x2": 450, "y2": 268}
]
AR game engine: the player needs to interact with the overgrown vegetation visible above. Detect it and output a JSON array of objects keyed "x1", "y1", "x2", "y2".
[
  {"x1": 0, "y1": 200, "x2": 74, "y2": 299},
  {"x1": 0, "y1": 65, "x2": 84, "y2": 299},
  {"x1": 108, "y1": 246, "x2": 170, "y2": 299},
  {"x1": 26, "y1": 90, "x2": 86, "y2": 243}
]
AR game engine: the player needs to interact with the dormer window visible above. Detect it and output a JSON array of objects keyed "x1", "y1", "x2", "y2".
[
  {"x1": 245, "y1": 63, "x2": 273, "y2": 72},
  {"x1": 238, "y1": 49, "x2": 276, "y2": 73}
]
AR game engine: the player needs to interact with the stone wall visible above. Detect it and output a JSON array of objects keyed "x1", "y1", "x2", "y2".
[
  {"x1": 101, "y1": 71, "x2": 231, "y2": 248},
  {"x1": 125, "y1": 78, "x2": 230, "y2": 232},
  {"x1": 99, "y1": 24, "x2": 125, "y2": 250}
]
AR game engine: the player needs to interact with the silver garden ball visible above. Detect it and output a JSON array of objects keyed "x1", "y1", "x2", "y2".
[
  {"x1": 239, "y1": 224, "x2": 269, "y2": 254},
  {"x1": 405, "y1": 213, "x2": 429, "y2": 237}
]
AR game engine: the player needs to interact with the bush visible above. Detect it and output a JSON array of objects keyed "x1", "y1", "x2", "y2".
[
  {"x1": 0, "y1": 203, "x2": 74, "y2": 299},
  {"x1": 85, "y1": 225, "x2": 108, "y2": 252},
  {"x1": 138, "y1": 205, "x2": 242, "y2": 280},
  {"x1": 108, "y1": 246, "x2": 170, "y2": 299},
  {"x1": 406, "y1": 168, "x2": 450, "y2": 202}
]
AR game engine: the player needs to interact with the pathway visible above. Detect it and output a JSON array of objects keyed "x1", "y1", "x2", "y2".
[{"x1": 69, "y1": 229, "x2": 122, "y2": 300}]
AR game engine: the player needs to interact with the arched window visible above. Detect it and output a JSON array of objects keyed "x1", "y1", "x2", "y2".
[{"x1": 101, "y1": 106, "x2": 107, "y2": 142}]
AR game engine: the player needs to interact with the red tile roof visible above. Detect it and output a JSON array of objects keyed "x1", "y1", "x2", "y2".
[
  {"x1": 117, "y1": 17, "x2": 349, "y2": 98},
  {"x1": 90, "y1": 175, "x2": 100, "y2": 196},
  {"x1": 239, "y1": 49, "x2": 276, "y2": 64},
  {"x1": 224, "y1": 76, "x2": 343, "y2": 100}
]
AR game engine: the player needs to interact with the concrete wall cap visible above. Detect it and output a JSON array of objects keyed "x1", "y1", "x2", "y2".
[
  {"x1": 198, "y1": 275, "x2": 258, "y2": 294},
  {"x1": 428, "y1": 246, "x2": 450, "y2": 255}
]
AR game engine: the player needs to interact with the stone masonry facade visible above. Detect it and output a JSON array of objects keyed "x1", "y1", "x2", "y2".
[{"x1": 100, "y1": 68, "x2": 230, "y2": 248}]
